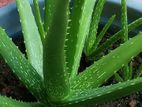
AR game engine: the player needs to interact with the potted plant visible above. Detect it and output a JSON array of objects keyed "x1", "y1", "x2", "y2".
[{"x1": 0, "y1": 0, "x2": 142, "y2": 107}]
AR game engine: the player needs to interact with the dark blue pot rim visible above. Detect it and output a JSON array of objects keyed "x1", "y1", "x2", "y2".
[
  {"x1": 101, "y1": 0, "x2": 142, "y2": 35},
  {"x1": 0, "y1": 0, "x2": 142, "y2": 38},
  {"x1": 0, "y1": 0, "x2": 44, "y2": 38}
]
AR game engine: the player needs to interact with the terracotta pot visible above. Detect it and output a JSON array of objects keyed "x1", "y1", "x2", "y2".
[{"x1": 0, "y1": 0, "x2": 14, "y2": 7}]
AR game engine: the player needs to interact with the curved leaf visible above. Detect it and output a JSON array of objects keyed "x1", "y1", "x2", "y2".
[
  {"x1": 71, "y1": 32, "x2": 142, "y2": 91},
  {"x1": 65, "y1": 0, "x2": 97, "y2": 80},
  {"x1": 93, "y1": 18, "x2": 142, "y2": 57},
  {"x1": 0, "y1": 96, "x2": 43, "y2": 107},
  {"x1": 62, "y1": 78, "x2": 142, "y2": 106},
  {"x1": 0, "y1": 28, "x2": 46, "y2": 102},
  {"x1": 16, "y1": 0, "x2": 43, "y2": 77}
]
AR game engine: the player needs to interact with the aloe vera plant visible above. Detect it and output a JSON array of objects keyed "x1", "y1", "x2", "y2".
[{"x1": 1, "y1": 0, "x2": 142, "y2": 107}]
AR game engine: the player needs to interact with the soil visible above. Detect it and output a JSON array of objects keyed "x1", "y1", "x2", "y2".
[
  {"x1": 0, "y1": 36, "x2": 142, "y2": 107},
  {"x1": 92, "y1": 93, "x2": 142, "y2": 107}
]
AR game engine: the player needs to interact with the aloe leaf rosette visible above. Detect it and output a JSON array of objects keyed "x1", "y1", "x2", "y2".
[{"x1": 0, "y1": 0, "x2": 142, "y2": 107}]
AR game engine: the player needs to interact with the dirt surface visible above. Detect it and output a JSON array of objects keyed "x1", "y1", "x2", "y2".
[
  {"x1": 92, "y1": 93, "x2": 142, "y2": 107},
  {"x1": 0, "y1": 38, "x2": 142, "y2": 107}
]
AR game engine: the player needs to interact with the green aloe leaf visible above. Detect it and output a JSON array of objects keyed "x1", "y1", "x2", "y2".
[
  {"x1": 65, "y1": 0, "x2": 97, "y2": 80},
  {"x1": 0, "y1": 96, "x2": 43, "y2": 107},
  {"x1": 92, "y1": 17, "x2": 142, "y2": 58},
  {"x1": 33, "y1": 0, "x2": 45, "y2": 41},
  {"x1": 43, "y1": 0, "x2": 69, "y2": 101},
  {"x1": 121, "y1": 0, "x2": 128, "y2": 42},
  {"x1": 89, "y1": 15, "x2": 116, "y2": 57},
  {"x1": 62, "y1": 77, "x2": 142, "y2": 106},
  {"x1": 44, "y1": 0, "x2": 55, "y2": 34},
  {"x1": 71, "y1": 32, "x2": 142, "y2": 91},
  {"x1": 121, "y1": 0, "x2": 131, "y2": 80},
  {"x1": 0, "y1": 28, "x2": 46, "y2": 102},
  {"x1": 16, "y1": 0, "x2": 43, "y2": 77},
  {"x1": 44, "y1": 0, "x2": 49, "y2": 34},
  {"x1": 85, "y1": 0, "x2": 105, "y2": 56}
]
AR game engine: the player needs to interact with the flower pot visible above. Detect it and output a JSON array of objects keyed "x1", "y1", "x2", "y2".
[
  {"x1": 101, "y1": 0, "x2": 142, "y2": 34},
  {"x1": 0, "y1": 0, "x2": 44, "y2": 37},
  {"x1": 0, "y1": 0, "x2": 142, "y2": 37}
]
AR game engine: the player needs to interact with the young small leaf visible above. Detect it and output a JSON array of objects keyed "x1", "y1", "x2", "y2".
[
  {"x1": 33, "y1": 0, "x2": 45, "y2": 41},
  {"x1": 93, "y1": 17, "x2": 142, "y2": 57},
  {"x1": 121, "y1": 0, "x2": 128, "y2": 42},
  {"x1": 89, "y1": 15, "x2": 116, "y2": 56},
  {"x1": 85, "y1": 0, "x2": 105, "y2": 55}
]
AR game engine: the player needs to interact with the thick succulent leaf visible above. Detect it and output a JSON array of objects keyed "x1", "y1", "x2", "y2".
[
  {"x1": 16, "y1": 0, "x2": 43, "y2": 77},
  {"x1": 43, "y1": 0, "x2": 69, "y2": 101},
  {"x1": 33, "y1": 0, "x2": 45, "y2": 41},
  {"x1": 71, "y1": 32, "x2": 142, "y2": 91},
  {"x1": 92, "y1": 17, "x2": 142, "y2": 57},
  {"x1": 0, "y1": 96, "x2": 43, "y2": 107},
  {"x1": 65, "y1": 0, "x2": 85, "y2": 80},
  {"x1": 44, "y1": 0, "x2": 55, "y2": 34},
  {"x1": 0, "y1": 28, "x2": 46, "y2": 102},
  {"x1": 85, "y1": 0, "x2": 105, "y2": 56},
  {"x1": 65, "y1": 0, "x2": 97, "y2": 80},
  {"x1": 60, "y1": 77, "x2": 142, "y2": 106}
]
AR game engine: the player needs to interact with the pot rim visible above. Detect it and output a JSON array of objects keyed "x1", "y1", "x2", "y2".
[{"x1": 0, "y1": 0, "x2": 142, "y2": 37}]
